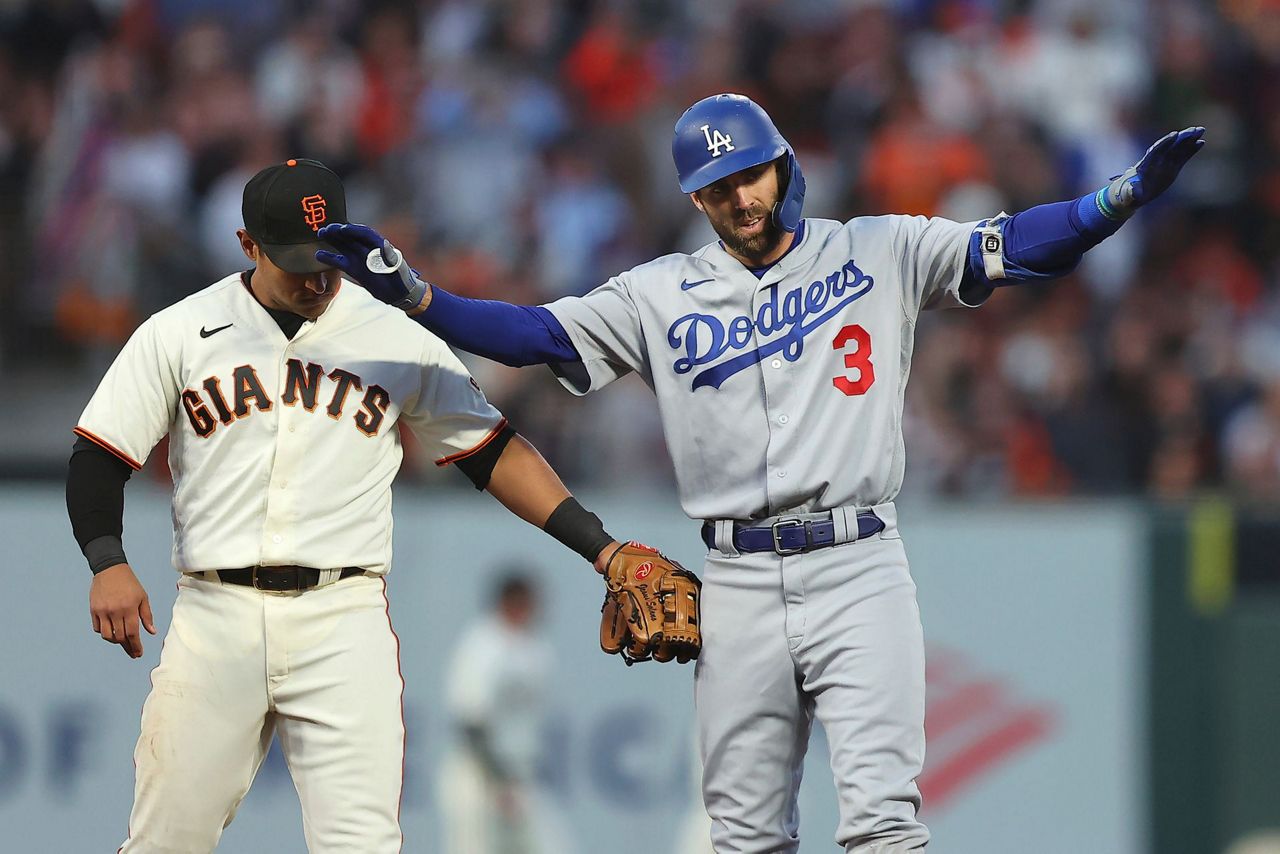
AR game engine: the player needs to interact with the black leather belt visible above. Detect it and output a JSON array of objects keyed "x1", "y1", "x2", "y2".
[
  {"x1": 701, "y1": 509, "x2": 885, "y2": 555},
  {"x1": 217, "y1": 566, "x2": 364, "y2": 592}
]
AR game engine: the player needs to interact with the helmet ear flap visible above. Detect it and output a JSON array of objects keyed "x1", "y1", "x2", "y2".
[{"x1": 772, "y1": 149, "x2": 805, "y2": 233}]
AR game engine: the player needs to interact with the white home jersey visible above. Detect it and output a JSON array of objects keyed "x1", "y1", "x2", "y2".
[
  {"x1": 76, "y1": 272, "x2": 504, "y2": 573},
  {"x1": 445, "y1": 615, "x2": 553, "y2": 781},
  {"x1": 544, "y1": 215, "x2": 982, "y2": 520}
]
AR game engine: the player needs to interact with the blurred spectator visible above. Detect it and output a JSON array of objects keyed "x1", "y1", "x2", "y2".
[
  {"x1": 1002, "y1": 7, "x2": 1149, "y2": 144},
  {"x1": 254, "y1": 12, "x2": 362, "y2": 135},
  {"x1": 859, "y1": 89, "x2": 990, "y2": 216},
  {"x1": 1223, "y1": 377, "x2": 1280, "y2": 498},
  {"x1": 560, "y1": 5, "x2": 659, "y2": 125},
  {"x1": 534, "y1": 141, "x2": 630, "y2": 296}
]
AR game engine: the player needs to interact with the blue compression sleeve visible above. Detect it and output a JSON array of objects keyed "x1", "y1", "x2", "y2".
[
  {"x1": 415, "y1": 287, "x2": 580, "y2": 367},
  {"x1": 968, "y1": 190, "x2": 1125, "y2": 286}
]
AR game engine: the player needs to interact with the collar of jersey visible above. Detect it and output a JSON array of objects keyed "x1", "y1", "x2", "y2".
[
  {"x1": 745, "y1": 219, "x2": 806, "y2": 279},
  {"x1": 706, "y1": 219, "x2": 811, "y2": 285},
  {"x1": 235, "y1": 270, "x2": 346, "y2": 339}
]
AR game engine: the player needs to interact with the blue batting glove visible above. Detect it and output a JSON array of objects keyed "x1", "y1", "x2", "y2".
[
  {"x1": 315, "y1": 223, "x2": 429, "y2": 311},
  {"x1": 1098, "y1": 127, "x2": 1206, "y2": 220}
]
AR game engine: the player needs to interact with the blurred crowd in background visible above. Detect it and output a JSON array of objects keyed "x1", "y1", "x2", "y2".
[{"x1": 2, "y1": 0, "x2": 1278, "y2": 499}]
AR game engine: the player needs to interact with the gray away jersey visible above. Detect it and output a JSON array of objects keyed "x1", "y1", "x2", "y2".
[{"x1": 544, "y1": 215, "x2": 985, "y2": 521}]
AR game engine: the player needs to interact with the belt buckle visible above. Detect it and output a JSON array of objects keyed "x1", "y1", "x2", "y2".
[
  {"x1": 770, "y1": 518, "x2": 806, "y2": 556},
  {"x1": 251, "y1": 567, "x2": 296, "y2": 593}
]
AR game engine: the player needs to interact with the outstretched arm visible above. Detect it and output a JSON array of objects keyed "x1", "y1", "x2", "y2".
[
  {"x1": 417, "y1": 288, "x2": 579, "y2": 367},
  {"x1": 964, "y1": 127, "x2": 1206, "y2": 292},
  {"x1": 316, "y1": 224, "x2": 579, "y2": 367}
]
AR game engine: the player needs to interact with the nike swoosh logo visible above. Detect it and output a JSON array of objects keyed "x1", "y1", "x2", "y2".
[
  {"x1": 680, "y1": 277, "x2": 714, "y2": 291},
  {"x1": 200, "y1": 323, "x2": 233, "y2": 338}
]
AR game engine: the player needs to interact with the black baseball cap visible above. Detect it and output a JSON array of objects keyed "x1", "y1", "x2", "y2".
[{"x1": 242, "y1": 158, "x2": 347, "y2": 274}]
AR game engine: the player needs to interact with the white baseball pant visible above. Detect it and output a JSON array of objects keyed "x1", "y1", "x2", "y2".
[{"x1": 119, "y1": 572, "x2": 405, "y2": 853}]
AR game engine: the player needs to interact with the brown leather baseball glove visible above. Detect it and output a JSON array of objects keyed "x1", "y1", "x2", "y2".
[{"x1": 599, "y1": 542, "x2": 702, "y2": 666}]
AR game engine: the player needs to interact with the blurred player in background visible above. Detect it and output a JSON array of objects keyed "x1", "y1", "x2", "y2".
[{"x1": 438, "y1": 571, "x2": 576, "y2": 854}]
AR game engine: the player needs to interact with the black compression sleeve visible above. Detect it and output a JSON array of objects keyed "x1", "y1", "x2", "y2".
[
  {"x1": 543, "y1": 497, "x2": 615, "y2": 562},
  {"x1": 454, "y1": 424, "x2": 517, "y2": 490},
  {"x1": 67, "y1": 437, "x2": 133, "y2": 572}
]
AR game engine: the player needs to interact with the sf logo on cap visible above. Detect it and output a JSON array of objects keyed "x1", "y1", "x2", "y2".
[
  {"x1": 301, "y1": 194, "x2": 328, "y2": 232},
  {"x1": 701, "y1": 124, "x2": 734, "y2": 157}
]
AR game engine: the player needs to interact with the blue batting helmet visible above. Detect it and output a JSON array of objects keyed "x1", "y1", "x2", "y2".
[{"x1": 672, "y1": 93, "x2": 806, "y2": 232}]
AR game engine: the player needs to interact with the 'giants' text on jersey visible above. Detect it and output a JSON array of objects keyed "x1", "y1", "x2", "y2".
[{"x1": 180, "y1": 359, "x2": 392, "y2": 438}]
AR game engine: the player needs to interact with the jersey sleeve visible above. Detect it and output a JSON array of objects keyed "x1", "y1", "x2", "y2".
[
  {"x1": 74, "y1": 316, "x2": 181, "y2": 470},
  {"x1": 403, "y1": 335, "x2": 508, "y2": 466},
  {"x1": 891, "y1": 215, "x2": 986, "y2": 316},
  {"x1": 541, "y1": 274, "x2": 647, "y2": 395}
]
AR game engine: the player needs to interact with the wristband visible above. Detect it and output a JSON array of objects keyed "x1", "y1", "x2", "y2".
[
  {"x1": 365, "y1": 244, "x2": 429, "y2": 311},
  {"x1": 85, "y1": 534, "x2": 128, "y2": 575},
  {"x1": 976, "y1": 212, "x2": 1011, "y2": 280},
  {"x1": 543, "y1": 497, "x2": 614, "y2": 563},
  {"x1": 1095, "y1": 187, "x2": 1124, "y2": 221}
]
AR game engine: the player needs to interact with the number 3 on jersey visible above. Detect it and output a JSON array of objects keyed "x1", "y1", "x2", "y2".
[{"x1": 831, "y1": 324, "x2": 875, "y2": 396}]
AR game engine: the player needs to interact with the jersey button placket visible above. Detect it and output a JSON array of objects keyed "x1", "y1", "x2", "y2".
[
  {"x1": 261, "y1": 346, "x2": 295, "y2": 561},
  {"x1": 756, "y1": 299, "x2": 792, "y2": 509}
]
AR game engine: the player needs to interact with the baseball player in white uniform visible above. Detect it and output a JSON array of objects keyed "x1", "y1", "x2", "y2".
[
  {"x1": 438, "y1": 573, "x2": 575, "y2": 854},
  {"x1": 65, "y1": 159, "x2": 643, "y2": 852},
  {"x1": 318, "y1": 96, "x2": 1205, "y2": 851}
]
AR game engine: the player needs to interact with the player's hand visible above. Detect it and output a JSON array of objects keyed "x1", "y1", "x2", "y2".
[
  {"x1": 89, "y1": 563, "x2": 155, "y2": 659},
  {"x1": 1103, "y1": 127, "x2": 1206, "y2": 216},
  {"x1": 315, "y1": 223, "x2": 431, "y2": 313},
  {"x1": 495, "y1": 783, "x2": 525, "y2": 820},
  {"x1": 593, "y1": 539, "x2": 623, "y2": 575}
]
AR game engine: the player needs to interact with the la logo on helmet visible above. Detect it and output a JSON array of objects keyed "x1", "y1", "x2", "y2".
[{"x1": 700, "y1": 124, "x2": 735, "y2": 157}]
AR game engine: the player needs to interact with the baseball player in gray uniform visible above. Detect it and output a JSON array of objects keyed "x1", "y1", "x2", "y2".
[
  {"x1": 319, "y1": 95, "x2": 1205, "y2": 852},
  {"x1": 64, "y1": 158, "x2": 656, "y2": 852}
]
